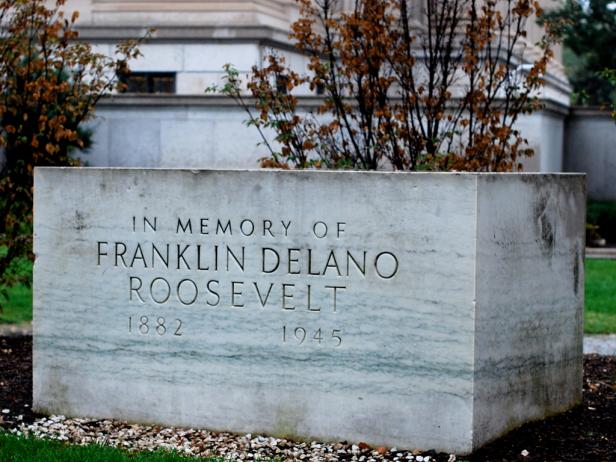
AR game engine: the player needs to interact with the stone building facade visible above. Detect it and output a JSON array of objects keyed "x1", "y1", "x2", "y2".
[{"x1": 63, "y1": 0, "x2": 572, "y2": 172}]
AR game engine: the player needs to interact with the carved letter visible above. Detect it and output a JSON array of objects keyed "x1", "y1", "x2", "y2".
[
  {"x1": 206, "y1": 280, "x2": 220, "y2": 306},
  {"x1": 288, "y1": 248, "x2": 301, "y2": 275},
  {"x1": 177, "y1": 244, "x2": 191, "y2": 270},
  {"x1": 281, "y1": 220, "x2": 292, "y2": 237},
  {"x1": 307, "y1": 249, "x2": 320, "y2": 275},
  {"x1": 240, "y1": 219, "x2": 255, "y2": 236},
  {"x1": 312, "y1": 221, "x2": 328, "y2": 238},
  {"x1": 177, "y1": 279, "x2": 198, "y2": 306},
  {"x1": 282, "y1": 283, "x2": 295, "y2": 310},
  {"x1": 346, "y1": 250, "x2": 366, "y2": 276},
  {"x1": 144, "y1": 216, "x2": 157, "y2": 232},
  {"x1": 263, "y1": 219, "x2": 274, "y2": 237},
  {"x1": 152, "y1": 244, "x2": 170, "y2": 268},
  {"x1": 262, "y1": 247, "x2": 280, "y2": 274},
  {"x1": 176, "y1": 218, "x2": 192, "y2": 234},
  {"x1": 325, "y1": 285, "x2": 346, "y2": 312},
  {"x1": 129, "y1": 276, "x2": 144, "y2": 302},
  {"x1": 97, "y1": 241, "x2": 108, "y2": 266},
  {"x1": 375, "y1": 252, "x2": 399, "y2": 279},
  {"x1": 226, "y1": 247, "x2": 245, "y2": 272},
  {"x1": 200, "y1": 218, "x2": 210, "y2": 234},
  {"x1": 196, "y1": 244, "x2": 209, "y2": 271},
  {"x1": 115, "y1": 242, "x2": 127, "y2": 267},
  {"x1": 130, "y1": 244, "x2": 148, "y2": 268},
  {"x1": 216, "y1": 219, "x2": 232, "y2": 235},
  {"x1": 337, "y1": 222, "x2": 346, "y2": 238},
  {"x1": 150, "y1": 277, "x2": 171, "y2": 304},
  {"x1": 307, "y1": 284, "x2": 320, "y2": 312},
  {"x1": 253, "y1": 282, "x2": 274, "y2": 307},
  {"x1": 323, "y1": 250, "x2": 342, "y2": 276},
  {"x1": 231, "y1": 281, "x2": 244, "y2": 307}
]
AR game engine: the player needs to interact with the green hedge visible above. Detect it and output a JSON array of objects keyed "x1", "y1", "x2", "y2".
[{"x1": 587, "y1": 200, "x2": 616, "y2": 244}]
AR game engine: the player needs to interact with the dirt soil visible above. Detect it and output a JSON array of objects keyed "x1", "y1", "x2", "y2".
[{"x1": 1, "y1": 335, "x2": 614, "y2": 462}]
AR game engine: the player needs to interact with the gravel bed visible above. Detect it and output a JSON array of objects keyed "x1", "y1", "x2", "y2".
[
  {"x1": 9, "y1": 416, "x2": 453, "y2": 462},
  {"x1": 0, "y1": 323, "x2": 32, "y2": 337}
]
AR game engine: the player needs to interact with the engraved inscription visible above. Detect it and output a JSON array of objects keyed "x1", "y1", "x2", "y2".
[
  {"x1": 282, "y1": 326, "x2": 342, "y2": 347},
  {"x1": 128, "y1": 315, "x2": 183, "y2": 337},
  {"x1": 102, "y1": 216, "x2": 401, "y2": 343}
]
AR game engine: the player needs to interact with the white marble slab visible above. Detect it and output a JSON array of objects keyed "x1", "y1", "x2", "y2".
[{"x1": 33, "y1": 169, "x2": 585, "y2": 454}]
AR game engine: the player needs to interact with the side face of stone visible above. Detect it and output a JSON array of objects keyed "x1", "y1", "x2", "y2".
[
  {"x1": 472, "y1": 174, "x2": 586, "y2": 450},
  {"x1": 33, "y1": 169, "x2": 478, "y2": 453}
]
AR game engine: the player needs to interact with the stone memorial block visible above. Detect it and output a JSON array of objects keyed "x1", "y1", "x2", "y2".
[{"x1": 33, "y1": 168, "x2": 585, "y2": 454}]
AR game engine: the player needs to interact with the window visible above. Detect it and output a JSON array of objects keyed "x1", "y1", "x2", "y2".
[
  {"x1": 120, "y1": 72, "x2": 176, "y2": 94},
  {"x1": 276, "y1": 75, "x2": 289, "y2": 94}
]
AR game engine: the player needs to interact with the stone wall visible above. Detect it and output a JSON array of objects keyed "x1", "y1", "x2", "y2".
[
  {"x1": 66, "y1": 0, "x2": 298, "y2": 32},
  {"x1": 60, "y1": 0, "x2": 572, "y2": 173},
  {"x1": 82, "y1": 96, "x2": 568, "y2": 172},
  {"x1": 564, "y1": 108, "x2": 616, "y2": 201}
]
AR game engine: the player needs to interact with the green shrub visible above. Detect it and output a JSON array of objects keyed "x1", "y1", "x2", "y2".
[{"x1": 587, "y1": 200, "x2": 616, "y2": 244}]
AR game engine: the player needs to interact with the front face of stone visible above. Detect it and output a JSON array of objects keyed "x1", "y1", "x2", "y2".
[{"x1": 34, "y1": 169, "x2": 478, "y2": 453}]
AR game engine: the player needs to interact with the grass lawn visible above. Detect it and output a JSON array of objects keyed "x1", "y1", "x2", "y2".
[
  {"x1": 585, "y1": 259, "x2": 616, "y2": 334},
  {"x1": 0, "y1": 257, "x2": 32, "y2": 325},
  {"x1": 0, "y1": 284, "x2": 32, "y2": 325},
  {"x1": 1, "y1": 258, "x2": 615, "y2": 334},
  {"x1": 0, "y1": 433, "x2": 218, "y2": 462}
]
